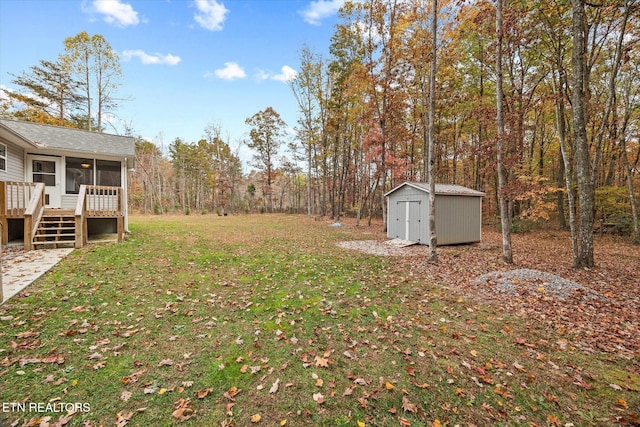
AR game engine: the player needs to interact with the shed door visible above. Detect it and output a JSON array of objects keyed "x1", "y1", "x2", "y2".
[{"x1": 396, "y1": 200, "x2": 421, "y2": 241}]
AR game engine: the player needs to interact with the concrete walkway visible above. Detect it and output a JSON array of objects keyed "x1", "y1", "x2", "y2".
[{"x1": 1, "y1": 247, "x2": 74, "y2": 304}]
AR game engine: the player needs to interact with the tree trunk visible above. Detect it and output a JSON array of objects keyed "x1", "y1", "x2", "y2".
[
  {"x1": 551, "y1": 62, "x2": 579, "y2": 261},
  {"x1": 427, "y1": 0, "x2": 438, "y2": 262},
  {"x1": 496, "y1": 0, "x2": 513, "y2": 264},
  {"x1": 571, "y1": 0, "x2": 595, "y2": 268}
]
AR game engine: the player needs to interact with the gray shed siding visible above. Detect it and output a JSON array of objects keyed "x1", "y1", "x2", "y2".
[
  {"x1": 386, "y1": 182, "x2": 484, "y2": 246},
  {"x1": 435, "y1": 195, "x2": 482, "y2": 245},
  {"x1": 0, "y1": 139, "x2": 25, "y2": 182}
]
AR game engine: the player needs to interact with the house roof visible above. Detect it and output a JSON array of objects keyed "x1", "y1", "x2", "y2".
[
  {"x1": 385, "y1": 181, "x2": 486, "y2": 197},
  {"x1": 0, "y1": 118, "x2": 135, "y2": 158}
]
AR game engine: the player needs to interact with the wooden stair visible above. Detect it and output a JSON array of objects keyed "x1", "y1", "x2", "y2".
[{"x1": 32, "y1": 210, "x2": 76, "y2": 249}]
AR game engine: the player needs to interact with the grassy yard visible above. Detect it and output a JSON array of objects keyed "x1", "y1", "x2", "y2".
[{"x1": 1, "y1": 214, "x2": 638, "y2": 426}]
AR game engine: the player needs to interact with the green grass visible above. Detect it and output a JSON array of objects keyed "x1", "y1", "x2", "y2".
[{"x1": 0, "y1": 214, "x2": 638, "y2": 426}]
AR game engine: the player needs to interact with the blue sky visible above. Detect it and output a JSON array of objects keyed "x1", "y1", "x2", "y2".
[{"x1": 0, "y1": 0, "x2": 344, "y2": 162}]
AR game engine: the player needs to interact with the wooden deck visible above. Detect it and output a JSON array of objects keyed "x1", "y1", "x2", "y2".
[{"x1": 1, "y1": 181, "x2": 124, "y2": 250}]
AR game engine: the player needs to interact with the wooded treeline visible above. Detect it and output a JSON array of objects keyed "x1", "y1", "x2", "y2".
[
  {"x1": 285, "y1": 0, "x2": 640, "y2": 258},
  {"x1": 2, "y1": 1, "x2": 639, "y2": 265},
  {"x1": 130, "y1": 0, "x2": 640, "y2": 266}
]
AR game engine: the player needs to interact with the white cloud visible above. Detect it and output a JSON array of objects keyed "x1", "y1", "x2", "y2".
[
  {"x1": 272, "y1": 66, "x2": 298, "y2": 82},
  {"x1": 122, "y1": 50, "x2": 181, "y2": 65},
  {"x1": 194, "y1": 0, "x2": 229, "y2": 31},
  {"x1": 210, "y1": 62, "x2": 246, "y2": 80},
  {"x1": 255, "y1": 66, "x2": 298, "y2": 83},
  {"x1": 90, "y1": 0, "x2": 140, "y2": 27},
  {"x1": 300, "y1": 0, "x2": 345, "y2": 25}
]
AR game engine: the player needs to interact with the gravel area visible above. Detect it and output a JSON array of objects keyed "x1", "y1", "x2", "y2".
[
  {"x1": 336, "y1": 240, "x2": 425, "y2": 256},
  {"x1": 472, "y1": 268, "x2": 603, "y2": 300}
]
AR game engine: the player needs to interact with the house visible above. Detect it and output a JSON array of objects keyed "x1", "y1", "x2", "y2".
[
  {"x1": 0, "y1": 118, "x2": 135, "y2": 250},
  {"x1": 385, "y1": 181, "x2": 485, "y2": 245}
]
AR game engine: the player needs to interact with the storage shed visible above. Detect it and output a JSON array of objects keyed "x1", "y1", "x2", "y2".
[{"x1": 385, "y1": 182, "x2": 485, "y2": 245}]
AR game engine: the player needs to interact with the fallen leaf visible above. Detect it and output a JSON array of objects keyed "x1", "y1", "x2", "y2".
[
  {"x1": 194, "y1": 388, "x2": 213, "y2": 399},
  {"x1": 353, "y1": 378, "x2": 368, "y2": 386},
  {"x1": 172, "y1": 398, "x2": 195, "y2": 421},
  {"x1": 251, "y1": 413, "x2": 261, "y2": 423},
  {"x1": 315, "y1": 355, "x2": 329, "y2": 368},
  {"x1": 122, "y1": 370, "x2": 145, "y2": 384},
  {"x1": 547, "y1": 414, "x2": 560, "y2": 426},
  {"x1": 313, "y1": 392, "x2": 325, "y2": 404},
  {"x1": 158, "y1": 359, "x2": 174, "y2": 367},
  {"x1": 402, "y1": 395, "x2": 418, "y2": 413},
  {"x1": 269, "y1": 379, "x2": 280, "y2": 394},
  {"x1": 223, "y1": 386, "x2": 241, "y2": 401},
  {"x1": 115, "y1": 411, "x2": 134, "y2": 427},
  {"x1": 120, "y1": 390, "x2": 133, "y2": 402}
]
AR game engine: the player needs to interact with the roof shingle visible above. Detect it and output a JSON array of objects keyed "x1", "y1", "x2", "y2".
[{"x1": 0, "y1": 119, "x2": 135, "y2": 157}]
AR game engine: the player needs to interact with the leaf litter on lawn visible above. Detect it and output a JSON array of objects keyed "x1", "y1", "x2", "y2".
[{"x1": 0, "y1": 215, "x2": 638, "y2": 426}]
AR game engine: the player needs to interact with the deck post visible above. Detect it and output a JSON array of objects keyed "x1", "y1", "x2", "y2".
[
  {"x1": 1, "y1": 221, "x2": 3, "y2": 303},
  {"x1": 0, "y1": 182, "x2": 6, "y2": 246},
  {"x1": 75, "y1": 185, "x2": 87, "y2": 249},
  {"x1": 0, "y1": 222, "x2": 4, "y2": 304}
]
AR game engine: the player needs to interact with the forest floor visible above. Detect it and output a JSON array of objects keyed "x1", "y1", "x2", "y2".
[
  {"x1": 336, "y1": 221, "x2": 640, "y2": 360},
  {"x1": 0, "y1": 215, "x2": 638, "y2": 427}
]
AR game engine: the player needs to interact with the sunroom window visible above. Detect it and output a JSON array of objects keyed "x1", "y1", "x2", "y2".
[
  {"x1": 96, "y1": 160, "x2": 121, "y2": 187},
  {"x1": 66, "y1": 157, "x2": 94, "y2": 194}
]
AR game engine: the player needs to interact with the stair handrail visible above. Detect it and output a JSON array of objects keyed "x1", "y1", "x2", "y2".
[
  {"x1": 23, "y1": 183, "x2": 46, "y2": 251},
  {"x1": 74, "y1": 185, "x2": 87, "y2": 248}
]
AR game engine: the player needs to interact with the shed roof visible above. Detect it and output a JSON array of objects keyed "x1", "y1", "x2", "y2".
[
  {"x1": 0, "y1": 118, "x2": 135, "y2": 158},
  {"x1": 385, "y1": 181, "x2": 486, "y2": 197}
]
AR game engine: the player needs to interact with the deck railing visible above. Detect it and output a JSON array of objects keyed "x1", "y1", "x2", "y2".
[
  {"x1": 1, "y1": 183, "x2": 123, "y2": 249},
  {"x1": 85, "y1": 186, "x2": 122, "y2": 217},
  {"x1": 75, "y1": 185, "x2": 123, "y2": 248},
  {"x1": 1, "y1": 181, "x2": 40, "y2": 217}
]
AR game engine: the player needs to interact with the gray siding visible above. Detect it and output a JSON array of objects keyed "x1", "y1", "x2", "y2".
[
  {"x1": 61, "y1": 194, "x2": 79, "y2": 210},
  {"x1": 0, "y1": 139, "x2": 25, "y2": 182},
  {"x1": 435, "y1": 195, "x2": 482, "y2": 245}
]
